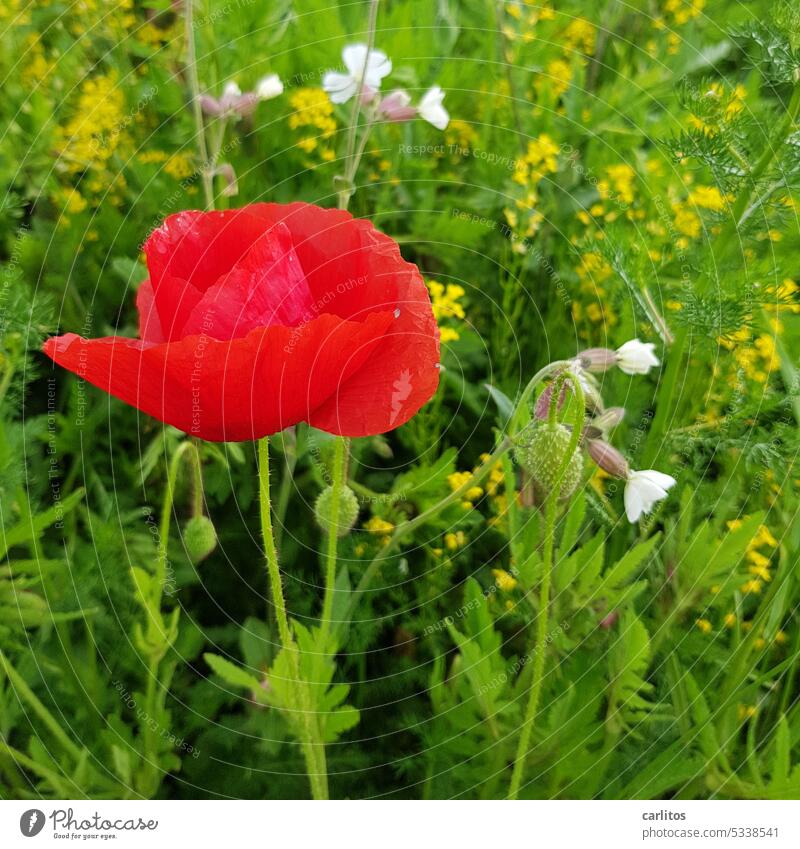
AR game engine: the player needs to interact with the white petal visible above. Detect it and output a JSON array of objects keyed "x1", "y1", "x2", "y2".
[
  {"x1": 419, "y1": 86, "x2": 449, "y2": 129},
  {"x1": 364, "y1": 49, "x2": 392, "y2": 87},
  {"x1": 342, "y1": 44, "x2": 369, "y2": 76},
  {"x1": 323, "y1": 71, "x2": 358, "y2": 104},
  {"x1": 639, "y1": 470, "x2": 676, "y2": 491},
  {"x1": 624, "y1": 483, "x2": 645, "y2": 522},
  {"x1": 222, "y1": 81, "x2": 242, "y2": 98},
  {"x1": 342, "y1": 43, "x2": 391, "y2": 90},
  {"x1": 623, "y1": 470, "x2": 676, "y2": 523},
  {"x1": 256, "y1": 73, "x2": 283, "y2": 100},
  {"x1": 616, "y1": 339, "x2": 660, "y2": 375}
]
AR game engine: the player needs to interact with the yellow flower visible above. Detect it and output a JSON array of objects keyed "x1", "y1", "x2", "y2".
[
  {"x1": 747, "y1": 549, "x2": 771, "y2": 570},
  {"x1": 741, "y1": 579, "x2": 763, "y2": 594},
  {"x1": 512, "y1": 134, "x2": 559, "y2": 185},
  {"x1": 536, "y1": 59, "x2": 572, "y2": 99},
  {"x1": 673, "y1": 204, "x2": 701, "y2": 239},
  {"x1": 164, "y1": 153, "x2": 195, "y2": 180},
  {"x1": 696, "y1": 618, "x2": 713, "y2": 634},
  {"x1": 444, "y1": 531, "x2": 466, "y2": 551},
  {"x1": 562, "y1": 18, "x2": 596, "y2": 54},
  {"x1": 365, "y1": 517, "x2": 394, "y2": 535},
  {"x1": 737, "y1": 704, "x2": 757, "y2": 721},
  {"x1": 492, "y1": 568, "x2": 518, "y2": 592},
  {"x1": 755, "y1": 525, "x2": 778, "y2": 548},
  {"x1": 688, "y1": 185, "x2": 726, "y2": 211},
  {"x1": 723, "y1": 612, "x2": 736, "y2": 628}
]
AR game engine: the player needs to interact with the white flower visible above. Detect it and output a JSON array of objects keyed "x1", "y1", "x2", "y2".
[
  {"x1": 418, "y1": 85, "x2": 449, "y2": 130},
  {"x1": 624, "y1": 470, "x2": 676, "y2": 522},
  {"x1": 256, "y1": 73, "x2": 283, "y2": 100},
  {"x1": 615, "y1": 338, "x2": 660, "y2": 375},
  {"x1": 323, "y1": 44, "x2": 392, "y2": 104}
]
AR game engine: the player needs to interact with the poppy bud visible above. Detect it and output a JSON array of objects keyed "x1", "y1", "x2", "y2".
[
  {"x1": 577, "y1": 348, "x2": 617, "y2": 373},
  {"x1": 315, "y1": 485, "x2": 360, "y2": 537},
  {"x1": 513, "y1": 423, "x2": 583, "y2": 499},
  {"x1": 586, "y1": 439, "x2": 630, "y2": 478},
  {"x1": 183, "y1": 515, "x2": 218, "y2": 563}
]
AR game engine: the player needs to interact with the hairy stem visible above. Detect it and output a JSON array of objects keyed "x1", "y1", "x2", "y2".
[
  {"x1": 258, "y1": 437, "x2": 328, "y2": 800},
  {"x1": 320, "y1": 437, "x2": 347, "y2": 648},
  {"x1": 508, "y1": 371, "x2": 585, "y2": 799}
]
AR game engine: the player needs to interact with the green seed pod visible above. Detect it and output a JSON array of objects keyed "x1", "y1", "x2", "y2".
[
  {"x1": 315, "y1": 485, "x2": 360, "y2": 537},
  {"x1": 513, "y1": 423, "x2": 583, "y2": 499},
  {"x1": 183, "y1": 515, "x2": 218, "y2": 563}
]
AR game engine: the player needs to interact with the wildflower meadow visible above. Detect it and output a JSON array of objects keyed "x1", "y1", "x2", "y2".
[{"x1": 3, "y1": 0, "x2": 800, "y2": 823}]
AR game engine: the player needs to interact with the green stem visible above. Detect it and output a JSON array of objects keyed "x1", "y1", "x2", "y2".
[
  {"x1": 343, "y1": 435, "x2": 513, "y2": 627},
  {"x1": 337, "y1": 0, "x2": 380, "y2": 210},
  {"x1": 320, "y1": 437, "x2": 347, "y2": 648},
  {"x1": 643, "y1": 82, "x2": 800, "y2": 466},
  {"x1": 141, "y1": 439, "x2": 193, "y2": 794},
  {"x1": 258, "y1": 437, "x2": 328, "y2": 800},
  {"x1": 184, "y1": 0, "x2": 213, "y2": 209},
  {"x1": 508, "y1": 371, "x2": 585, "y2": 800},
  {"x1": 343, "y1": 361, "x2": 567, "y2": 628}
]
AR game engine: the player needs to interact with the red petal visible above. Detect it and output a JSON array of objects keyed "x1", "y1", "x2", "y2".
[
  {"x1": 144, "y1": 208, "x2": 275, "y2": 340},
  {"x1": 136, "y1": 279, "x2": 166, "y2": 344},
  {"x1": 180, "y1": 222, "x2": 314, "y2": 340},
  {"x1": 42, "y1": 310, "x2": 395, "y2": 441}
]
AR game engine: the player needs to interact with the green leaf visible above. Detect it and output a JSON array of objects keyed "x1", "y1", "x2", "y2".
[{"x1": 203, "y1": 653, "x2": 261, "y2": 692}]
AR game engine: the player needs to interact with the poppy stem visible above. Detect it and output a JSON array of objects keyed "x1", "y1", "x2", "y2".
[
  {"x1": 257, "y1": 436, "x2": 293, "y2": 649},
  {"x1": 320, "y1": 436, "x2": 348, "y2": 649},
  {"x1": 508, "y1": 371, "x2": 585, "y2": 800},
  {"x1": 257, "y1": 436, "x2": 329, "y2": 800}
]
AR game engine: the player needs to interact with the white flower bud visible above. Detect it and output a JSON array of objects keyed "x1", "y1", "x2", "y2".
[
  {"x1": 615, "y1": 339, "x2": 660, "y2": 376},
  {"x1": 624, "y1": 469, "x2": 676, "y2": 522}
]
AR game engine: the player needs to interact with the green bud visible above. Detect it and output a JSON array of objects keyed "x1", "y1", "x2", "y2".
[
  {"x1": 183, "y1": 515, "x2": 218, "y2": 563},
  {"x1": 513, "y1": 423, "x2": 583, "y2": 499},
  {"x1": 315, "y1": 485, "x2": 360, "y2": 537}
]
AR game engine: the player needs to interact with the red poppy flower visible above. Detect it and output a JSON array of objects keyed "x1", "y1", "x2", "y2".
[{"x1": 43, "y1": 203, "x2": 440, "y2": 441}]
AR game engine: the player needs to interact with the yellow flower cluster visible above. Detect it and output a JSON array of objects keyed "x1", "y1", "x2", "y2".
[
  {"x1": 447, "y1": 455, "x2": 505, "y2": 512},
  {"x1": 492, "y1": 568, "x2": 518, "y2": 592},
  {"x1": 288, "y1": 88, "x2": 337, "y2": 161},
  {"x1": 718, "y1": 329, "x2": 780, "y2": 385},
  {"x1": 535, "y1": 58, "x2": 572, "y2": 100},
  {"x1": 599, "y1": 163, "x2": 637, "y2": 206},
  {"x1": 56, "y1": 72, "x2": 127, "y2": 176},
  {"x1": 364, "y1": 516, "x2": 394, "y2": 546},
  {"x1": 660, "y1": 0, "x2": 706, "y2": 26},
  {"x1": 688, "y1": 83, "x2": 746, "y2": 135},
  {"x1": 447, "y1": 471, "x2": 484, "y2": 509},
  {"x1": 562, "y1": 18, "x2": 597, "y2": 55},
  {"x1": 726, "y1": 519, "x2": 779, "y2": 594},
  {"x1": 512, "y1": 134, "x2": 559, "y2": 186},
  {"x1": 428, "y1": 281, "x2": 466, "y2": 343},
  {"x1": 502, "y1": 1, "x2": 555, "y2": 43},
  {"x1": 571, "y1": 252, "x2": 618, "y2": 334}
]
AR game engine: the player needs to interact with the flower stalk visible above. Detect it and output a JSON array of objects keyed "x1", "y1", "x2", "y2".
[
  {"x1": 508, "y1": 370, "x2": 585, "y2": 800},
  {"x1": 258, "y1": 436, "x2": 328, "y2": 800}
]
